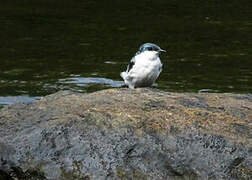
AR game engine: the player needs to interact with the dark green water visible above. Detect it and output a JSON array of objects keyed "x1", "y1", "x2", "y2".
[{"x1": 0, "y1": 0, "x2": 252, "y2": 105}]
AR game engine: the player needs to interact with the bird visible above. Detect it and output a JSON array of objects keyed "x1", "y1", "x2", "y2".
[{"x1": 120, "y1": 43, "x2": 166, "y2": 89}]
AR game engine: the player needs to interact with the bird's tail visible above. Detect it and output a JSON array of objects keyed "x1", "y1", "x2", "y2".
[
  {"x1": 120, "y1": 72, "x2": 127, "y2": 80},
  {"x1": 120, "y1": 72, "x2": 134, "y2": 88}
]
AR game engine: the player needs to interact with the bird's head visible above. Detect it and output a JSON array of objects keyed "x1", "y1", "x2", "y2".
[{"x1": 136, "y1": 43, "x2": 166, "y2": 55}]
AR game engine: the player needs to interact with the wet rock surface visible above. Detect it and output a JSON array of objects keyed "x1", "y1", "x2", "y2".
[{"x1": 0, "y1": 88, "x2": 251, "y2": 180}]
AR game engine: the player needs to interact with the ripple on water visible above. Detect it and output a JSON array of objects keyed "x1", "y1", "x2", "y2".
[
  {"x1": 0, "y1": 96, "x2": 40, "y2": 106},
  {"x1": 104, "y1": 61, "x2": 117, "y2": 64},
  {"x1": 59, "y1": 77, "x2": 124, "y2": 87}
]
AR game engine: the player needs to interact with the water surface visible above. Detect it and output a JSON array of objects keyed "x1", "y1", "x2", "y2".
[{"x1": 0, "y1": 0, "x2": 252, "y2": 105}]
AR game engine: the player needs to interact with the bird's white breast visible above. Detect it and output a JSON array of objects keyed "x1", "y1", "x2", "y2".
[{"x1": 128, "y1": 51, "x2": 162, "y2": 87}]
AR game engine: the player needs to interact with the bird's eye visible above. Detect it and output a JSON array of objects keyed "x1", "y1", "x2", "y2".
[{"x1": 148, "y1": 47, "x2": 153, "y2": 51}]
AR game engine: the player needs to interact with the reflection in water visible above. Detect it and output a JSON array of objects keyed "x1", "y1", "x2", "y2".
[{"x1": 0, "y1": 0, "x2": 251, "y2": 105}]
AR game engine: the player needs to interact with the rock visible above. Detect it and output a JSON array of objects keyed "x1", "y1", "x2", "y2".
[{"x1": 0, "y1": 88, "x2": 251, "y2": 180}]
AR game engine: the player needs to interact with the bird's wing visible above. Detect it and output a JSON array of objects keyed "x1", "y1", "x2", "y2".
[{"x1": 126, "y1": 56, "x2": 136, "y2": 73}]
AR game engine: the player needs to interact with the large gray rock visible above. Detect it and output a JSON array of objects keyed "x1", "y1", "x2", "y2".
[{"x1": 0, "y1": 88, "x2": 251, "y2": 179}]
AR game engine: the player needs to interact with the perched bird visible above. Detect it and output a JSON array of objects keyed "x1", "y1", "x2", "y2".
[{"x1": 120, "y1": 43, "x2": 166, "y2": 89}]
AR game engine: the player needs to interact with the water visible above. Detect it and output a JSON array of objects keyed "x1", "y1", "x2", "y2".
[{"x1": 0, "y1": 0, "x2": 252, "y2": 105}]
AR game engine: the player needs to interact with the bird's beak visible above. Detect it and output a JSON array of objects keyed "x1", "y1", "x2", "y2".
[{"x1": 159, "y1": 49, "x2": 166, "y2": 53}]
